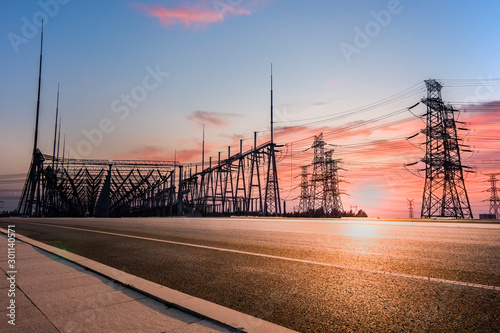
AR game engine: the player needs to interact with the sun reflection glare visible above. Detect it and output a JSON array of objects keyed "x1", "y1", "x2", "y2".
[{"x1": 343, "y1": 223, "x2": 379, "y2": 238}]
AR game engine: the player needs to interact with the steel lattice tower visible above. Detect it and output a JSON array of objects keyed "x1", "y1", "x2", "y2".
[
  {"x1": 310, "y1": 133, "x2": 326, "y2": 211},
  {"x1": 298, "y1": 166, "x2": 310, "y2": 213},
  {"x1": 407, "y1": 199, "x2": 414, "y2": 219},
  {"x1": 484, "y1": 173, "x2": 500, "y2": 219},
  {"x1": 420, "y1": 79, "x2": 473, "y2": 219},
  {"x1": 324, "y1": 150, "x2": 343, "y2": 214}
]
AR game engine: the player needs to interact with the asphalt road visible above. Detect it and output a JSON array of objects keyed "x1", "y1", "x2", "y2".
[{"x1": 1, "y1": 217, "x2": 499, "y2": 332}]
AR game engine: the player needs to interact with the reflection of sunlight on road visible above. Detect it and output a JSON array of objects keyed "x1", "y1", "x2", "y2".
[
  {"x1": 342, "y1": 223, "x2": 380, "y2": 239},
  {"x1": 333, "y1": 222, "x2": 384, "y2": 257}
]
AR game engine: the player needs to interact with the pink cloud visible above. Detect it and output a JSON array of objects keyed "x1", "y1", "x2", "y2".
[
  {"x1": 131, "y1": 1, "x2": 256, "y2": 29},
  {"x1": 188, "y1": 110, "x2": 241, "y2": 127}
]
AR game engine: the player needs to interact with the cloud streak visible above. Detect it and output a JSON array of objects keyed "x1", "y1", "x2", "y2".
[
  {"x1": 188, "y1": 110, "x2": 241, "y2": 127},
  {"x1": 132, "y1": 0, "x2": 258, "y2": 29},
  {"x1": 114, "y1": 145, "x2": 170, "y2": 161}
]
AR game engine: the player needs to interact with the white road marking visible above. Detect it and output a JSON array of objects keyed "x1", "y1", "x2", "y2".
[{"x1": 18, "y1": 221, "x2": 500, "y2": 292}]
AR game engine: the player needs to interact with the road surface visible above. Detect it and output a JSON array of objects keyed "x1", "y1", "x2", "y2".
[{"x1": 1, "y1": 217, "x2": 499, "y2": 332}]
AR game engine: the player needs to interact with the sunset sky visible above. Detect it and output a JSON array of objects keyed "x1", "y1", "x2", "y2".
[{"x1": 1, "y1": 0, "x2": 500, "y2": 216}]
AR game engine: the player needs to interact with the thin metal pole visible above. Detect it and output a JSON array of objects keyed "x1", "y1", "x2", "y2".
[
  {"x1": 56, "y1": 116, "x2": 61, "y2": 166},
  {"x1": 33, "y1": 21, "x2": 44, "y2": 153},
  {"x1": 52, "y1": 83, "x2": 60, "y2": 169},
  {"x1": 270, "y1": 64, "x2": 274, "y2": 145},
  {"x1": 202, "y1": 124, "x2": 205, "y2": 170}
]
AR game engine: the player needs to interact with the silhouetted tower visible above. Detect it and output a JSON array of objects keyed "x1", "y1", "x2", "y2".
[
  {"x1": 264, "y1": 65, "x2": 281, "y2": 215},
  {"x1": 18, "y1": 22, "x2": 44, "y2": 217},
  {"x1": 298, "y1": 166, "x2": 310, "y2": 213},
  {"x1": 484, "y1": 173, "x2": 500, "y2": 219},
  {"x1": 407, "y1": 199, "x2": 414, "y2": 219},
  {"x1": 324, "y1": 150, "x2": 343, "y2": 214},
  {"x1": 420, "y1": 79, "x2": 473, "y2": 219},
  {"x1": 310, "y1": 133, "x2": 326, "y2": 211}
]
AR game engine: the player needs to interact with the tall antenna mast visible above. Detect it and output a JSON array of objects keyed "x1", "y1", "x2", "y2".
[
  {"x1": 18, "y1": 20, "x2": 45, "y2": 216},
  {"x1": 202, "y1": 124, "x2": 205, "y2": 170},
  {"x1": 52, "y1": 83, "x2": 60, "y2": 169},
  {"x1": 62, "y1": 134, "x2": 66, "y2": 165},
  {"x1": 56, "y1": 116, "x2": 61, "y2": 165},
  {"x1": 264, "y1": 63, "x2": 281, "y2": 215},
  {"x1": 270, "y1": 63, "x2": 274, "y2": 145},
  {"x1": 33, "y1": 20, "x2": 44, "y2": 153}
]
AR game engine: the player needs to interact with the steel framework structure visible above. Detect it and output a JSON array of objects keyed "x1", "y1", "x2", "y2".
[
  {"x1": 420, "y1": 79, "x2": 473, "y2": 219},
  {"x1": 17, "y1": 29, "x2": 280, "y2": 218},
  {"x1": 18, "y1": 141, "x2": 282, "y2": 217},
  {"x1": 180, "y1": 136, "x2": 282, "y2": 216},
  {"x1": 18, "y1": 155, "x2": 178, "y2": 217}
]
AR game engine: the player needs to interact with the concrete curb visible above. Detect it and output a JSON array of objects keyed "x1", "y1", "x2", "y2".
[{"x1": 0, "y1": 228, "x2": 298, "y2": 333}]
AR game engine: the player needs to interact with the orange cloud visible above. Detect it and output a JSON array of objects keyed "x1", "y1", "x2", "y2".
[{"x1": 132, "y1": 1, "x2": 254, "y2": 29}]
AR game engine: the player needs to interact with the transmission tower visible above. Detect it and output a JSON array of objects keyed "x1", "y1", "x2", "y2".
[
  {"x1": 407, "y1": 199, "x2": 414, "y2": 219},
  {"x1": 324, "y1": 150, "x2": 343, "y2": 214},
  {"x1": 484, "y1": 173, "x2": 500, "y2": 219},
  {"x1": 302, "y1": 133, "x2": 344, "y2": 216},
  {"x1": 420, "y1": 79, "x2": 473, "y2": 219},
  {"x1": 310, "y1": 133, "x2": 326, "y2": 211},
  {"x1": 298, "y1": 166, "x2": 310, "y2": 213}
]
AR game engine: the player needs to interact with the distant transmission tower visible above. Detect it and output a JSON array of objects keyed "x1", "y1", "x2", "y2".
[
  {"x1": 324, "y1": 150, "x2": 343, "y2": 214},
  {"x1": 407, "y1": 199, "x2": 414, "y2": 219},
  {"x1": 300, "y1": 133, "x2": 344, "y2": 215},
  {"x1": 310, "y1": 133, "x2": 326, "y2": 211},
  {"x1": 298, "y1": 166, "x2": 310, "y2": 213},
  {"x1": 484, "y1": 173, "x2": 500, "y2": 219},
  {"x1": 420, "y1": 79, "x2": 473, "y2": 219}
]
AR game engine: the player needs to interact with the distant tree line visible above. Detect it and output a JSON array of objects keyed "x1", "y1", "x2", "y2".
[
  {"x1": 286, "y1": 208, "x2": 367, "y2": 218},
  {"x1": 0, "y1": 210, "x2": 18, "y2": 217}
]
